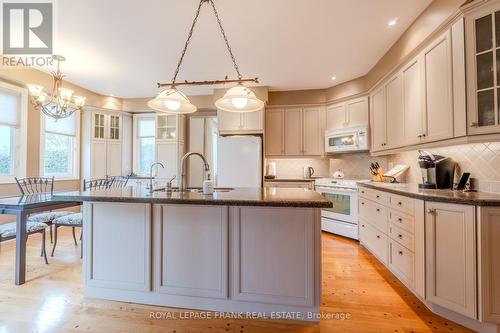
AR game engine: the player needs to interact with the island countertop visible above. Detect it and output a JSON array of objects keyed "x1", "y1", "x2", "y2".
[
  {"x1": 359, "y1": 182, "x2": 500, "y2": 206},
  {"x1": 52, "y1": 186, "x2": 333, "y2": 208}
]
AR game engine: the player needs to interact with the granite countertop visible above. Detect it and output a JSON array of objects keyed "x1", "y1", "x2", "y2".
[
  {"x1": 264, "y1": 177, "x2": 322, "y2": 182},
  {"x1": 52, "y1": 187, "x2": 333, "y2": 208},
  {"x1": 359, "y1": 182, "x2": 500, "y2": 206}
]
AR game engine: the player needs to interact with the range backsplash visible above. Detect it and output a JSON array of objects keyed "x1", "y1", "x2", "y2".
[
  {"x1": 265, "y1": 158, "x2": 330, "y2": 179},
  {"x1": 329, "y1": 152, "x2": 388, "y2": 179},
  {"x1": 387, "y1": 142, "x2": 500, "y2": 194}
]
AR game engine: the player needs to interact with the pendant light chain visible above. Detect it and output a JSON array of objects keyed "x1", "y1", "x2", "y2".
[
  {"x1": 170, "y1": 0, "x2": 243, "y2": 85},
  {"x1": 170, "y1": 0, "x2": 205, "y2": 84},
  {"x1": 208, "y1": 0, "x2": 242, "y2": 80}
]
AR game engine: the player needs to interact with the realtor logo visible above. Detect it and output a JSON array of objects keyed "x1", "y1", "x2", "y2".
[{"x1": 2, "y1": 2, "x2": 53, "y2": 54}]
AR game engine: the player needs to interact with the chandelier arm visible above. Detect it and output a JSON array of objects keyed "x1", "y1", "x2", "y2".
[
  {"x1": 209, "y1": 0, "x2": 242, "y2": 80},
  {"x1": 170, "y1": 0, "x2": 206, "y2": 84}
]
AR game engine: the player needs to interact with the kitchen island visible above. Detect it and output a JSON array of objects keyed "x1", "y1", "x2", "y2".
[{"x1": 53, "y1": 187, "x2": 331, "y2": 320}]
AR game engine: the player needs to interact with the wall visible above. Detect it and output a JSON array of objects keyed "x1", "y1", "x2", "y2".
[
  {"x1": 0, "y1": 67, "x2": 124, "y2": 199},
  {"x1": 388, "y1": 142, "x2": 500, "y2": 194}
]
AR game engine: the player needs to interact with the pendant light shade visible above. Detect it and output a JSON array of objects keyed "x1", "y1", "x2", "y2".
[
  {"x1": 147, "y1": 88, "x2": 197, "y2": 114},
  {"x1": 215, "y1": 85, "x2": 264, "y2": 113}
]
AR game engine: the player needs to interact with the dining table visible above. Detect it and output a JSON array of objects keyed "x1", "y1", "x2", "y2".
[{"x1": 0, "y1": 193, "x2": 80, "y2": 285}]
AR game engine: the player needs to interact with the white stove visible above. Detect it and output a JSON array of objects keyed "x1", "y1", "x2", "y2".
[{"x1": 315, "y1": 178, "x2": 370, "y2": 240}]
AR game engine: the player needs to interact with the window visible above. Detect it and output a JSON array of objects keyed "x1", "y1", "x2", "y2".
[
  {"x1": 0, "y1": 82, "x2": 27, "y2": 183},
  {"x1": 41, "y1": 111, "x2": 80, "y2": 179},
  {"x1": 133, "y1": 115, "x2": 155, "y2": 175}
]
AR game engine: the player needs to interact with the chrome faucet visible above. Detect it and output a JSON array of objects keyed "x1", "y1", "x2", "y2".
[
  {"x1": 149, "y1": 162, "x2": 165, "y2": 192},
  {"x1": 179, "y1": 152, "x2": 210, "y2": 192}
]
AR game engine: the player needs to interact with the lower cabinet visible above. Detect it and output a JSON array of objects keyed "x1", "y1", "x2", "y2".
[
  {"x1": 425, "y1": 202, "x2": 477, "y2": 319},
  {"x1": 478, "y1": 206, "x2": 500, "y2": 324}
]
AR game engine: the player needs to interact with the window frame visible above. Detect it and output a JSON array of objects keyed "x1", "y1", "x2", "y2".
[
  {"x1": 40, "y1": 110, "x2": 81, "y2": 180},
  {"x1": 0, "y1": 81, "x2": 28, "y2": 184},
  {"x1": 133, "y1": 113, "x2": 156, "y2": 176}
]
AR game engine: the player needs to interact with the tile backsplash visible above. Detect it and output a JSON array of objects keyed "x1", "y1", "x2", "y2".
[
  {"x1": 265, "y1": 158, "x2": 329, "y2": 179},
  {"x1": 329, "y1": 153, "x2": 388, "y2": 179},
  {"x1": 387, "y1": 142, "x2": 500, "y2": 193}
]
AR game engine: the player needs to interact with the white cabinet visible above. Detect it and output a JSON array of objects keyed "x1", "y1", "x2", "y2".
[
  {"x1": 266, "y1": 107, "x2": 322, "y2": 157},
  {"x1": 265, "y1": 108, "x2": 285, "y2": 156},
  {"x1": 385, "y1": 74, "x2": 404, "y2": 149},
  {"x1": 154, "y1": 114, "x2": 184, "y2": 186},
  {"x1": 218, "y1": 109, "x2": 263, "y2": 134},
  {"x1": 478, "y1": 206, "x2": 500, "y2": 324},
  {"x1": 326, "y1": 96, "x2": 368, "y2": 130},
  {"x1": 156, "y1": 114, "x2": 184, "y2": 141},
  {"x1": 465, "y1": 1, "x2": 500, "y2": 135},
  {"x1": 422, "y1": 30, "x2": 454, "y2": 142},
  {"x1": 425, "y1": 202, "x2": 477, "y2": 319},
  {"x1": 402, "y1": 57, "x2": 423, "y2": 146},
  {"x1": 369, "y1": 25, "x2": 463, "y2": 152},
  {"x1": 370, "y1": 87, "x2": 387, "y2": 151},
  {"x1": 156, "y1": 141, "x2": 184, "y2": 186},
  {"x1": 83, "y1": 108, "x2": 131, "y2": 181}
]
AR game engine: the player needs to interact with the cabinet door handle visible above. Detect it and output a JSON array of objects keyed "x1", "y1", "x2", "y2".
[
  {"x1": 361, "y1": 202, "x2": 365, "y2": 205},
  {"x1": 376, "y1": 208, "x2": 380, "y2": 212},
  {"x1": 397, "y1": 201, "x2": 402, "y2": 206},
  {"x1": 376, "y1": 195, "x2": 380, "y2": 198},
  {"x1": 427, "y1": 208, "x2": 436, "y2": 214},
  {"x1": 470, "y1": 122, "x2": 478, "y2": 128},
  {"x1": 376, "y1": 235, "x2": 381, "y2": 239},
  {"x1": 398, "y1": 251, "x2": 403, "y2": 256},
  {"x1": 417, "y1": 135, "x2": 422, "y2": 138},
  {"x1": 422, "y1": 134, "x2": 426, "y2": 137},
  {"x1": 398, "y1": 218, "x2": 403, "y2": 222},
  {"x1": 361, "y1": 224, "x2": 365, "y2": 227},
  {"x1": 398, "y1": 234, "x2": 403, "y2": 239},
  {"x1": 361, "y1": 190, "x2": 365, "y2": 194}
]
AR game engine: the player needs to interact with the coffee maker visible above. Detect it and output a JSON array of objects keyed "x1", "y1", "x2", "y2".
[{"x1": 418, "y1": 150, "x2": 456, "y2": 189}]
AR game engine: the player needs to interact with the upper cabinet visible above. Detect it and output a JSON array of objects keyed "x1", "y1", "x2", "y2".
[
  {"x1": 326, "y1": 96, "x2": 368, "y2": 130},
  {"x1": 466, "y1": 2, "x2": 500, "y2": 135},
  {"x1": 265, "y1": 106, "x2": 323, "y2": 157},
  {"x1": 156, "y1": 114, "x2": 184, "y2": 142},
  {"x1": 218, "y1": 109, "x2": 264, "y2": 134},
  {"x1": 369, "y1": 21, "x2": 465, "y2": 153}
]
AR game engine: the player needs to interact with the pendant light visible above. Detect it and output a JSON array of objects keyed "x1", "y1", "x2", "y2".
[
  {"x1": 215, "y1": 84, "x2": 264, "y2": 112},
  {"x1": 148, "y1": 0, "x2": 263, "y2": 114}
]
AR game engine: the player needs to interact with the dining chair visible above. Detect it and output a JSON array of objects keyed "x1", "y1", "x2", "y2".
[
  {"x1": 0, "y1": 221, "x2": 49, "y2": 264},
  {"x1": 51, "y1": 177, "x2": 128, "y2": 259},
  {"x1": 14, "y1": 176, "x2": 74, "y2": 244}
]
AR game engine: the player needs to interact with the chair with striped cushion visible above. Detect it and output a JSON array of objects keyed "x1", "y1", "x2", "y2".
[
  {"x1": 15, "y1": 177, "x2": 73, "y2": 243},
  {"x1": 0, "y1": 221, "x2": 49, "y2": 264}
]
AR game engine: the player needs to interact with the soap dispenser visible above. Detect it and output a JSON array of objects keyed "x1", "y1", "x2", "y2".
[{"x1": 203, "y1": 173, "x2": 214, "y2": 195}]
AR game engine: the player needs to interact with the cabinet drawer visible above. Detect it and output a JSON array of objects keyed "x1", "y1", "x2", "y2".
[
  {"x1": 389, "y1": 194, "x2": 414, "y2": 215},
  {"x1": 359, "y1": 199, "x2": 387, "y2": 233},
  {"x1": 359, "y1": 221, "x2": 388, "y2": 265},
  {"x1": 388, "y1": 209, "x2": 414, "y2": 233},
  {"x1": 389, "y1": 223, "x2": 414, "y2": 251},
  {"x1": 359, "y1": 188, "x2": 388, "y2": 205},
  {"x1": 389, "y1": 240, "x2": 414, "y2": 288}
]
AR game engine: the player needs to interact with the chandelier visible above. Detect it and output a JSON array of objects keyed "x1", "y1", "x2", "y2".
[
  {"x1": 148, "y1": 0, "x2": 264, "y2": 114},
  {"x1": 27, "y1": 55, "x2": 86, "y2": 120}
]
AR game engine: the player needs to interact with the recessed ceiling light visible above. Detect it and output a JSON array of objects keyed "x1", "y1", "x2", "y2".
[
  {"x1": 388, "y1": 18, "x2": 399, "y2": 27},
  {"x1": 331, "y1": 76, "x2": 337, "y2": 81}
]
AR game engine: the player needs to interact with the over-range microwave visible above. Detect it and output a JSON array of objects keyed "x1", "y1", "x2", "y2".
[{"x1": 325, "y1": 125, "x2": 369, "y2": 153}]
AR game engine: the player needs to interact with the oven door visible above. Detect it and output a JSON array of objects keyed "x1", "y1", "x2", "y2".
[
  {"x1": 316, "y1": 186, "x2": 357, "y2": 224},
  {"x1": 325, "y1": 132, "x2": 359, "y2": 152}
]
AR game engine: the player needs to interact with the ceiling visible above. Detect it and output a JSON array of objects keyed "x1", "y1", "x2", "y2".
[{"x1": 50, "y1": 0, "x2": 432, "y2": 98}]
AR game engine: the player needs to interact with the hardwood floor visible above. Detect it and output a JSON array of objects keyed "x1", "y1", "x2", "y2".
[{"x1": 0, "y1": 229, "x2": 472, "y2": 333}]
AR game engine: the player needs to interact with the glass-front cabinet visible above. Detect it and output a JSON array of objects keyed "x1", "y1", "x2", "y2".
[
  {"x1": 92, "y1": 112, "x2": 121, "y2": 140},
  {"x1": 155, "y1": 114, "x2": 184, "y2": 141},
  {"x1": 466, "y1": 2, "x2": 500, "y2": 134}
]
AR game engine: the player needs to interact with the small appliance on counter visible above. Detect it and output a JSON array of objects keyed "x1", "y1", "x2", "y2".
[
  {"x1": 418, "y1": 150, "x2": 456, "y2": 189},
  {"x1": 303, "y1": 166, "x2": 315, "y2": 178},
  {"x1": 265, "y1": 162, "x2": 277, "y2": 180},
  {"x1": 333, "y1": 169, "x2": 345, "y2": 179}
]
